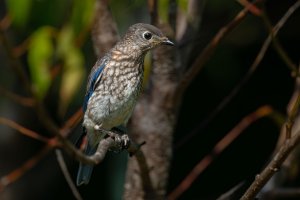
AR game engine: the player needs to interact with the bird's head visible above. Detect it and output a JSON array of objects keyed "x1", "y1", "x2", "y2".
[{"x1": 123, "y1": 23, "x2": 174, "y2": 52}]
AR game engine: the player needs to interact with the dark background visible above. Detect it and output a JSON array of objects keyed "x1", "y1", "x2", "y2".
[{"x1": 0, "y1": 0, "x2": 299, "y2": 199}]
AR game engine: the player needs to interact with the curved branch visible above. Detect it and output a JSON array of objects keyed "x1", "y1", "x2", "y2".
[
  {"x1": 241, "y1": 129, "x2": 300, "y2": 200},
  {"x1": 168, "y1": 105, "x2": 273, "y2": 200},
  {"x1": 175, "y1": 0, "x2": 298, "y2": 148},
  {"x1": 175, "y1": 0, "x2": 261, "y2": 99}
]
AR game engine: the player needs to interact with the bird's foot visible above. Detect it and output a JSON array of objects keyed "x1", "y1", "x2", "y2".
[{"x1": 109, "y1": 133, "x2": 131, "y2": 153}]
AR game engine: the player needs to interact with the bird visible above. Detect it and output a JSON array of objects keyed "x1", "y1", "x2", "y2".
[{"x1": 77, "y1": 23, "x2": 174, "y2": 186}]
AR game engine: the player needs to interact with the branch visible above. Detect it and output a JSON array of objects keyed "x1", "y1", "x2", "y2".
[
  {"x1": 241, "y1": 130, "x2": 300, "y2": 199},
  {"x1": 0, "y1": 86, "x2": 35, "y2": 107},
  {"x1": 168, "y1": 105, "x2": 273, "y2": 200},
  {"x1": 175, "y1": 0, "x2": 298, "y2": 148},
  {"x1": 147, "y1": 0, "x2": 158, "y2": 24},
  {"x1": 285, "y1": 93, "x2": 300, "y2": 139},
  {"x1": 0, "y1": 117, "x2": 49, "y2": 143},
  {"x1": 175, "y1": 0, "x2": 261, "y2": 98},
  {"x1": 55, "y1": 149, "x2": 83, "y2": 200},
  {"x1": 260, "y1": 2, "x2": 300, "y2": 76},
  {"x1": 0, "y1": 23, "x2": 32, "y2": 95},
  {"x1": 0, "y1": 145, "x2": 52, "y2": 191}
]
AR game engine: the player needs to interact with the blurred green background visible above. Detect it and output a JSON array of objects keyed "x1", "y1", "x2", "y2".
[{"x1": 0, "y1": 0, "x2": 299, "y2": 199}]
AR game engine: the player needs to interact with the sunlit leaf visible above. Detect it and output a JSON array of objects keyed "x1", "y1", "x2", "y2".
[
  {"x1": 57, "y1": 26, "x2": 85, "y2": 115},
  {"x1": 177, "y1": 0, "x2": 188, "y2": 13},
  {"x1": 71, "y1": 0, "x2": 95, "y2": 35},
  {"x1": 6, "y1": 0, "x2": 32, "y2": 27},
  {"x1": 158, "y1": 0, "x2": 169, "y2": 23},
  {"x1": 28, "y1": 27, "x2": 54, "y2": 99}
]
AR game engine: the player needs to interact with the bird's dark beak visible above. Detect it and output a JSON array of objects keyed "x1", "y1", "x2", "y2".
[{"x1": 162, "y1": 38, "x2": 174, "y2": 46}]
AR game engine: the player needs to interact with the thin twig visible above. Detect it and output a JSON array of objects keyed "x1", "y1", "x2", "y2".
[
  {"x1": 260, "y1": 9, "x2": 299, "y2": 76},
  {"x1": 175, "y1": 0, "x2": 261, "y2": 99},
  {"x1": 0, "y1": 117, "x2": 49, "y2": 142},
  {"x1": 147, "y1": 0, "x2": 158, "y2": 25},
  {"x1": 175, "y1": 0, "x2": 298, "y2": 149},
  {"x1": 285, "y1": 93, "x2": 300, "y2": 139},
  {"x1": 55, "y1": 149, "x2": 83, "y2": 200},
  {"x1": 0, "y1": 86, "x2": 35, "y2": 107},
  {"x1": 60, "y1": 108, "x2": 83, "y2": 137},
  {"x1": 241, "y1": 130, "x2": 300, "y2": 199},
  {"x1": 0, "y1": 145, "x2": 52, "y2": 191},
  {"x1": 237, "y1": 0, "x2": 262, "y2": 16},
  {"x1": 0, "y1": 26, "x2": 32, "y2": 95},
  {"x1": 168, "y1": 105, "x2": 273, "y2": 200}
]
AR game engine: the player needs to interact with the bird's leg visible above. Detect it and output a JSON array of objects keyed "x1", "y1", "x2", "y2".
[
  {"x1": 110, "y1": 125, "x2": 130, "y2": 150},
  {"x1": 94, "y1": 124, "x2": 130, "y2": 152}
]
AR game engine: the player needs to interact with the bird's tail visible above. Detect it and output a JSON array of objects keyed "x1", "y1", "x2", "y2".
[{"x1": 76, "y1": 143, "x2": 96, "y2": 186}]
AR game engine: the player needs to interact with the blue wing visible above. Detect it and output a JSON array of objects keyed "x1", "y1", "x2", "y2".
[{"x1": 83, "y1": 61, "x2": 106, "y2": 112}]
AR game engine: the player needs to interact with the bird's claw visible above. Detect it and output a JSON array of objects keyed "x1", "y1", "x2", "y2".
[{"x1": 110, "y1": 133, "x2": 131, "y2": 153}]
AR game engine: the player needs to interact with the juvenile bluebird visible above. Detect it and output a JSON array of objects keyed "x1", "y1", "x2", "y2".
[{"x1": 77, "y1": 23, "x2": 174, "y2": 186}]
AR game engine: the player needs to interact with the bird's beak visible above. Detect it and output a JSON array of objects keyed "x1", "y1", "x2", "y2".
[{"x1": 162, "y1": 38, "x2": 174, "y2": 46}]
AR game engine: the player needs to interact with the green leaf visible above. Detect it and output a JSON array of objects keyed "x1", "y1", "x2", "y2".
[
  {"x1": 71, "y1": 0, "x2": 95, "y2": 35},
  {"x1": 57, "y1": 26, "x2": 85, "y2": 115},
  {"x1": 158, "y1": 0, "x2": 169, "y2": 23},
  {"x1": 59, "y1": 48, "x2": 84, "y2": 115},
  {"x1": 177, "y1": 0, "x2": 188, "y2": 13},
  {"x1": 28, "y1": 27, "x2": 54, "y2": 99},
  {"x1": 6, "y1": 0, "x2": 32, "y2": 27}
]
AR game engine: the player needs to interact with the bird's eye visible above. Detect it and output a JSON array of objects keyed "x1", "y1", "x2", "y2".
[{"x1": 143, "y1": 32, "x2": 152, "y2": 40}]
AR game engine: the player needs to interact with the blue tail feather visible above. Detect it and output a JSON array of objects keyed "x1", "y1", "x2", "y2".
[{"x1": 76, "y1": 143, "x2": 97, "y2": 186}]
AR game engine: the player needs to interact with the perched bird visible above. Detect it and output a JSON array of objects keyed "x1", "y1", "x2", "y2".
[{"x1": 77, "y1": 23, "x2": 174, "y2": 186}]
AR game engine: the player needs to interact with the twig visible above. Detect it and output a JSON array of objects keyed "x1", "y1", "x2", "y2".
[
  {"x1": 260, "y1": 5, "x2": 300, "y2": 76},
  {"x1": 175, "y1": 0, "x2": 298, "y2": 149},
  {"x1": 217, "y1": 182, "x2": 246, "y2": 200},
  {"x1": 261, "y1": 187, "x2": 300, "y2": 199},
  {"x1": 285, "y1": 93, "x2": 300, "y2": 139},
  {"x1": 0, "y1": 117, "x2": 49, "y2": 143},
  {"x1": 168, "y1": 105, "x2": 273, "y2": 200},
  {"x1": 175, "y1": 0, "x2": 261, "y2": 98},
  {"x1": 0, "y1": 25, "x2": 32, "y2": 95},
  {"x1": 55, "y1": 149, "x2": 83, "y2": 200},
  {"x1": 60, "y1": 108, "x2": 83, "y2": 137},
  {"x1": 0, "y1": 86, "x2": 35, "y2": 107},
  {"x1": 241, "y1": 130, "x2": 300, "y2": 199},
  {"x1": 147, "y1": 0, "x2": 158, "y2": 25},
  {"x1": 0, "y1": 15, "x2": 11, "y2": 30},
  {"x1": 0, "y1": 145, "x2": 52, "y2": 191},
  {"x1": 240, "y1": 3, "x2": 300, "y2": 198},
  {"x1": 237, "y1": 0, "x2": 262, "y2": 16}
]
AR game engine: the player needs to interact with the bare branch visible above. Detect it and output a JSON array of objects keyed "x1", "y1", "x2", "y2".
[
  {"x1": 237, "y1": 0, "x2": 262, "y2": 16},
  {"x1": 261, "y1": 11, "x2": 299, "y2": 76},
  {"x1": 241, "y1": 130, "x2": 300, "y2": 199},
  {"x1": 168, "y1": 105, "x2": 273, "y2": 200},
  {"x1": 0, "y1": 24, "x2": 32, "y2": 95},
  {"x1": 0, "y1": 86, "x2": 35, "y2": 107},
  {"x1": 175, "y1": 0, "x2": 261, "y2": 98},
  {"x1": 147, "y1": 0, "x2": 158, "y2": 24},
  {"x1": 0, "y1": 117, "x2": 49, "y2": 143},
  {"x1": 175, "y1": 0, "x2": 297, "y2": 148},
  {"x1": 0, "y1": 146, "x2": 52, "y2": 191},
  {"x1": 55, "y1": 149, "x2": 83, "y2": 200}
]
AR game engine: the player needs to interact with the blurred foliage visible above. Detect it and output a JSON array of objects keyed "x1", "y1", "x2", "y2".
[
  {"x1": 6, "y1": 0, "x2": 32, "y2": 28},
  {"x1": 28, "y1": 26, "x2": 54, "y2": 99},
  {"x1": 5, "y1": 0, "x2": 96, "y2": 115}
]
